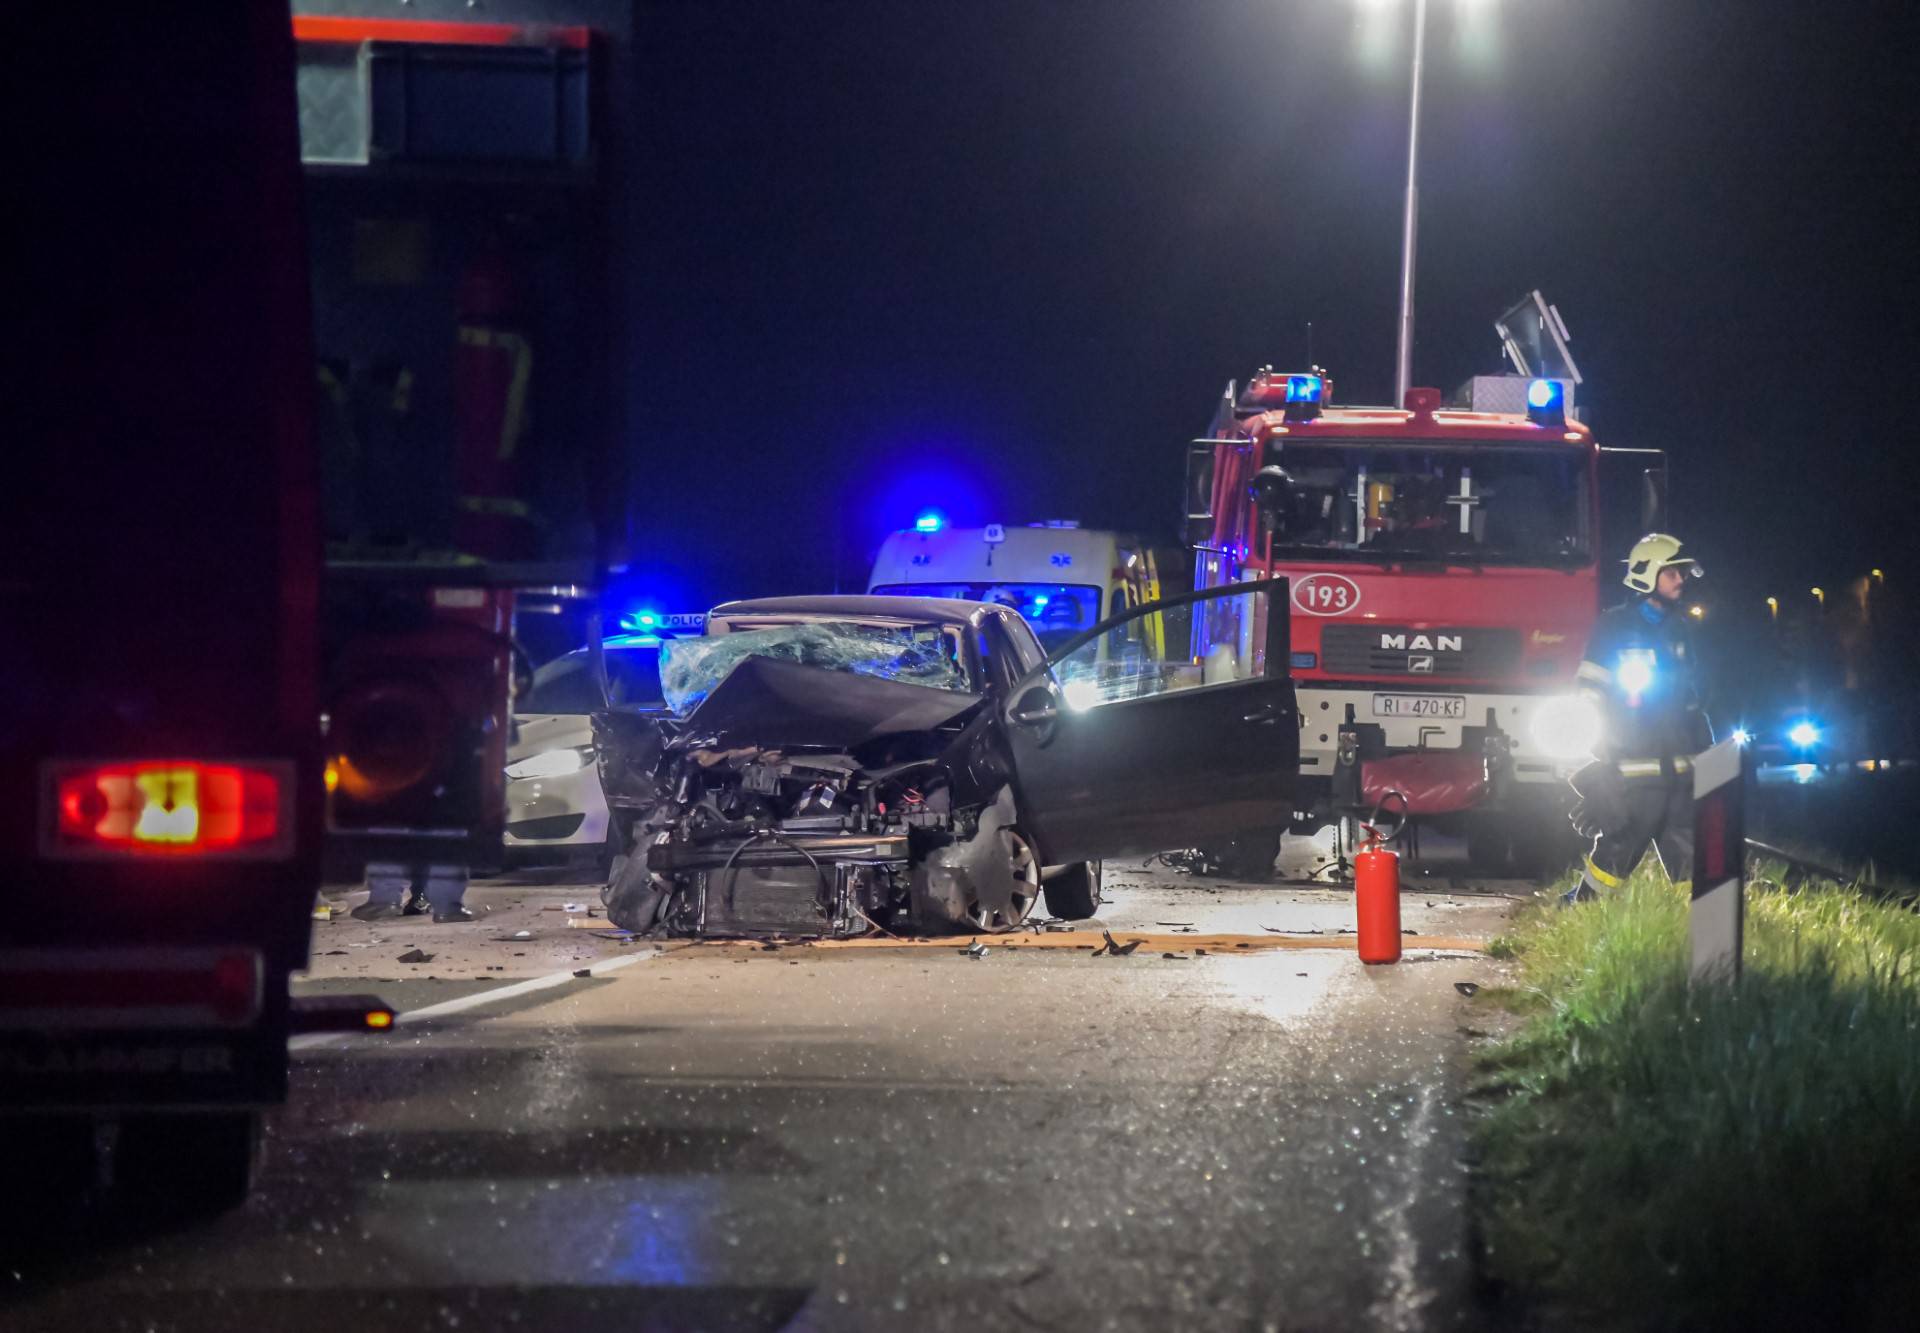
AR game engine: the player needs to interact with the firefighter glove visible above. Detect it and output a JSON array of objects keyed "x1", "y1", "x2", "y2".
[{"x1": 1567, "y1": 760, "x2": 1629, "y2": 839}]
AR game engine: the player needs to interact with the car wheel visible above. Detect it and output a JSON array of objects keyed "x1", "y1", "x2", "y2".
[
  {"x1": 1041, "y1": 860, "x2": 1102, "y2": 920},
  {"x1": 598, "y1": 819, "x2": 632, "y2": 902},
  {"x1": 964, "y1": 827, "x2": 1042, "y2": 932},
  {"x1": 605, "y1": 844, "x2": 667, "y2": 933},
  {"x1": 114, "y1": 1111, "x2": 260, "y2": 1217},
  {"x1": 1465, "y1": 813, "x2": 1515, "y2": 876}
]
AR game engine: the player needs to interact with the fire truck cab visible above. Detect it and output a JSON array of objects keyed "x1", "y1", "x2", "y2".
[{"x1": 1187, "y1": 369, "x2": 1610, "y2": 873}]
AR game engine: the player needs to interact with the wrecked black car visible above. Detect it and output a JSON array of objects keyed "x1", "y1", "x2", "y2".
[{"x1": 598, "y1": 583, "x2": 1298, "y2": 939}]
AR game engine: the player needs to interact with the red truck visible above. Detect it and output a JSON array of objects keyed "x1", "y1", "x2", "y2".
[
  {"x1": 0, "y1": 9, "x2": 551, "y2": 1216},
  {"x1": 1185, "y1": 361, "x2": 1662, "y2": 875}
]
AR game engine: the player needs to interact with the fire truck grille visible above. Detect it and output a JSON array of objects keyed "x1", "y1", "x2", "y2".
[{"x1": 1317, "y1": 626, "x2": 1520, "y2": 678}]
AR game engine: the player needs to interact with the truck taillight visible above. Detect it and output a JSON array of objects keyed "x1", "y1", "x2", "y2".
[{"x1": 41, "y1": 760, "x2": 294, "y2": 860}]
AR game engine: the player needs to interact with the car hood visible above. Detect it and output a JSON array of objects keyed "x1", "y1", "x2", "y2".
[
  {"x1": 509, "y1": 712, "x2": 593, "y2": 763},
  {"x1": 674, "y1": 656, "x2": 984, "y2": 752}
]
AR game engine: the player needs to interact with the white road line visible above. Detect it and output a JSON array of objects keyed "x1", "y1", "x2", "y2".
[{"x1": 290, "y1": 948, "x2": 660, "y2": 1050}]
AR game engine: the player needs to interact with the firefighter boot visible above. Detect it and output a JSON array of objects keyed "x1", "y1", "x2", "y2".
[
  {"x1": 351, "y1": 862, "x2": 410, "y2": 921},
  {"x1": 426, "y1": 864, "x2": 475, "y2": 924}
]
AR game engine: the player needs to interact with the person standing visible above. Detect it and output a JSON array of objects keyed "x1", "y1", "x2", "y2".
[{"x1": 1565, "y1": 534, "x2": 1713, "y2": 902}]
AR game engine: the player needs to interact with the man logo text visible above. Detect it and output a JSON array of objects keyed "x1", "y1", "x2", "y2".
[{"x1": 1379, "y1": 633, "x2": 1461, "y2": 652}]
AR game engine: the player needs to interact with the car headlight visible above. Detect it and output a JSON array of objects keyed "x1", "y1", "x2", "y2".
[
  {"x1": 1529, "y1": 694, "x2": 1601, "y2": 761},
  {"x1": 506, "y1": 745, "x2": 593, "y2": 780}
]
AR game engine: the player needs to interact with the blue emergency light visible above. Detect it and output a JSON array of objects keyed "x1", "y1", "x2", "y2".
[
  {"x1": 914, "y1": 510, "x2": 946, "y2": 534},
  {"x1": 1788, "y1": 720, "x2": 1821, "y2": 749},
  {"x1": 1281, "y1": 372, "x2": 1325, "y2": 423},
  {"x1": 1526, "y1": 378, "x2": 1566, "y2": 425}
]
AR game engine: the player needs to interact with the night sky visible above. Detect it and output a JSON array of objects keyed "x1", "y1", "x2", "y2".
[{"x1": 623, "y1": 0, "x2": 1916, "y2": 614}]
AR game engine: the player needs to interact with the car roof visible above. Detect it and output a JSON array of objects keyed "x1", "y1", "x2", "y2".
[{"x1": 708, "y1": 594, "x2": 996, "y2": 628}]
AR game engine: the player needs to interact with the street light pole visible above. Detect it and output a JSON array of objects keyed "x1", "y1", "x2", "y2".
[{"x1": 1393, "y1": 0, "x2": 1430, "y2": 410}]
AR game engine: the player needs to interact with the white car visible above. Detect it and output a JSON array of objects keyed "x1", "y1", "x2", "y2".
[{"x1": 504, "y1": 634, "x2": 668, "y2": 864}]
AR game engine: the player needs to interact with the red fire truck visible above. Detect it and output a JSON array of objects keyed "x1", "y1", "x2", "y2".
[{"x1": 1185, "y1": 362, "x2": 1659, "y2": 875}]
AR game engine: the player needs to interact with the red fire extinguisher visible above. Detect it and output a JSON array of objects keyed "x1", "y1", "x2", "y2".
[{"x1": 1353, "y1": 822, "x2": 1402, "y2": 965}]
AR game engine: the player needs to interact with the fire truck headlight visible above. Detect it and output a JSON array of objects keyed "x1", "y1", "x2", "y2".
[
  {"x1": 506, "y1": 746, "x2": 593, "y2": 781},
  {"x1": 1530, "y1": 694, "x2": 1602, "y2": 760}
]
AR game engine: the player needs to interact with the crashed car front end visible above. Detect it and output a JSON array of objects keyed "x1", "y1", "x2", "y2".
[{"x1": 610, "y1": 622, "x2": 1046, "y2": 939}]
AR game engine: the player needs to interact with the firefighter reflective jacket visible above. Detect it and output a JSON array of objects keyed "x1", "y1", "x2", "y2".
[{"x1": 1574, "y1": 597, "x2": 1712, "y2": 767}]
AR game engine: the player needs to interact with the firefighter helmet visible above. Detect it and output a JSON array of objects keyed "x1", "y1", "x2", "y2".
[{"x1": 1624, "y1": 533, "x2": 1703, "y2": 594}]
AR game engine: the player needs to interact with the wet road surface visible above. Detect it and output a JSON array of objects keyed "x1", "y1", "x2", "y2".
[{"x1": 4, "y1": 860, "x2": 1520, "y2": 1332}]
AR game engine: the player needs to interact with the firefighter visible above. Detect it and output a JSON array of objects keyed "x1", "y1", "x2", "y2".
[
  {"x1": 350, "y1": 863, "x2": 475, "y2": 923},
  {"x1": 1564, "y1": 534, "x2": 1712, "y2": 902}
]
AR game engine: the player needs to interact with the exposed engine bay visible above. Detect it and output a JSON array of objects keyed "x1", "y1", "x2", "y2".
[{"x1": 602, "y1": 640, "x2": 1079, "y2": 939}]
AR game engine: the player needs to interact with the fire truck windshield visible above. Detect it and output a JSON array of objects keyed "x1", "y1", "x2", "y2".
[{"x1": 1264, "y1": 442, "x2": 1591, "y2": 567}]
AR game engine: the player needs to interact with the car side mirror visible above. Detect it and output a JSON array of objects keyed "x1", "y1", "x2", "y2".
[{"x1": 1009, "y1": 683, "x2": 1059, "y2": 727}]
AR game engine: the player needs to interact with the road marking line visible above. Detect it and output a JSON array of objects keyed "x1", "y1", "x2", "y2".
[{"x1": 291, "y1": 948, "x2": 659, "y2": 1050}]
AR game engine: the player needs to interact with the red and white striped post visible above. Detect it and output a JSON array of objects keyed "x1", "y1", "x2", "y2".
[{"x1": 1690, "y1": 735, "x2": 1747, "y2": 984}]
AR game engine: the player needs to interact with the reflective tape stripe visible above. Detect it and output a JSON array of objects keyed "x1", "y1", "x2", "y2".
[
  {"x1": 1575, "y1": 660, "x2": 1613, "y2": 686},
  {"x1": 457, "y1": 494, "x2": 532, "y2": 519},
  {"x1": 1616, "y1": 757, "x2": 1692, "y2": 778},
  {"x1": 1583, "y1": 856, "x2": 1625, "y2": 890}
]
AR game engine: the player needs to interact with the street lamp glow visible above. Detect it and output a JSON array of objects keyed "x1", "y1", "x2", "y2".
[
  {"x1": 1765, "y1": 596, "x2": 1778, "y2": 619},
  {"x1": 1810, "y1": 586, "x2": 1825, "y2": 605}
]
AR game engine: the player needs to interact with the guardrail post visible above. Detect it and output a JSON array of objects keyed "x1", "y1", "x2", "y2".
[{"x1": 1689, "y1": 736, "x2": 1747, "y2": 984}]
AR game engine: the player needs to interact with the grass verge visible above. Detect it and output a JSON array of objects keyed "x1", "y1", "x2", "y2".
[{"x1": 1472, "y1": 863, "x2": 1920, "y2": 1331}]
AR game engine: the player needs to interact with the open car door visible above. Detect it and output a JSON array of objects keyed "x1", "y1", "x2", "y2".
[{"x1": 1001, "y1": 581, "x2": 1297, "y2": 865}]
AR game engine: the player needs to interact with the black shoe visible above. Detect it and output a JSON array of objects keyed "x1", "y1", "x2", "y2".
[
  {"x1": 402, "y1": 890, "x2": 431, "y2": 916},
  {"x1": 351, "y1": 901, "x2": 404, "y2": 922},
  {"x1": 431, "y1": 905, "x2": 476, "y2": 924}
]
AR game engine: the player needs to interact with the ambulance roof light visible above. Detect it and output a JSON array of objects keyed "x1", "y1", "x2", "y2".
[{"x1": 914, "y1": 510, "x2": 945, "y2": 534}]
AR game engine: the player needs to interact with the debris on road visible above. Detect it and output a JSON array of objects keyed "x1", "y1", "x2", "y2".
[
  {"x1": 396, "y1": 948, "x2": 433, "y2": 964},
  {"x1": 961, "y1": 939, "x2": 990, "y2": 959},
  {"x1": 1091, "y1": 930, "x2": 1142, "y2": 958},
  {"x1": 1454, "y1": 981, "x2": 1481, "y2": 997},
  {"x1": 573, "y1": 968, "x2": 593, "y2": 978}
]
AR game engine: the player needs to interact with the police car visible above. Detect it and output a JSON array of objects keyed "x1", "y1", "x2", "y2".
[{"x1": 504, "y1": 614, "x2": 702, "y2": 865}]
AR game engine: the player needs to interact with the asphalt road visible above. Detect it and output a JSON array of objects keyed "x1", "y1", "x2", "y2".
[{"x1": 3, "y1": 852, "x2": 1521, "y2": 1333}]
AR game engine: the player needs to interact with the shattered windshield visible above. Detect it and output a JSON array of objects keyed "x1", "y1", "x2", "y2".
[{"x1": 659, "y1": 620, "x2": 974, "y2": 715}]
